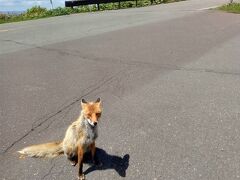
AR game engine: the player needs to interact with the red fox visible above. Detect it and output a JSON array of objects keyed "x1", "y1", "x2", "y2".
[{"x1": 18, "y1": 98, "x2": 102, "y2": 180}]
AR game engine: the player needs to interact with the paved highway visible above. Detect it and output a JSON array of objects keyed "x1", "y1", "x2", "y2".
[{"x1": 1, "y1": 0, "x2": 240, "y2": 179}]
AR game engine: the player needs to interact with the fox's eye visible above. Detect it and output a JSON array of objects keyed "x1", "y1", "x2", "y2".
[{"x1": 96, "y1": 113, "x2": 101, "y2": 117}]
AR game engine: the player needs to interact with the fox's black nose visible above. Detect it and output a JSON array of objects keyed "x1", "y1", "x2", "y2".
[{"x1": 94, "y1": 122, "x2": 97, "y2": 126}]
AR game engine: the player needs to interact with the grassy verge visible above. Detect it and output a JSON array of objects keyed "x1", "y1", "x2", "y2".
[
  {"x1": 218, "y1": 3, "x2": 240, "y2": 13},
  {"x1": 0, "y1": 0, "x2": 184, "y2": 24}
]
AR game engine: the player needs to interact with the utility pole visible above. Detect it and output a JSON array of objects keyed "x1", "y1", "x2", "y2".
[{"x1": 50, "y1": 0, "x2": 54, "y2": 9}]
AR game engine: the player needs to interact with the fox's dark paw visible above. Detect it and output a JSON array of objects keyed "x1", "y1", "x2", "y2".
[{"x1": 78, "y1": 174, "x2": 85, "y2": 180}]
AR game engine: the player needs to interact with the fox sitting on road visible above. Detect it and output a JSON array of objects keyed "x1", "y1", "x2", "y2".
[{"x1": 18, "y1": 98, "x2": 102, "y2": 180}]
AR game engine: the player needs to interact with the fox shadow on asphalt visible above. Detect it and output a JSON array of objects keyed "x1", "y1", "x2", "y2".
[{"x1": 83, "y1": 148, "x2": 130, "y2": 177}]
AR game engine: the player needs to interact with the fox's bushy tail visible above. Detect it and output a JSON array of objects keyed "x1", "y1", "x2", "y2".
[{"x1": 18, "y1": 141, "x2": 64, "y2": 158}]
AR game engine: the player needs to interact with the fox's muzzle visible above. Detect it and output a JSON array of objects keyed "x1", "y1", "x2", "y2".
[{"x1": 87, "y1": 118, "x2": 97, "y2": 127}]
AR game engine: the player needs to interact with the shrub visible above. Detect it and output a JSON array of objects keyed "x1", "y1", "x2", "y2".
[
  {"x1": 0, "y1": 13, "x2": 8, "y2": 20},
  {"x1": 24, "y1": 6, "x2": 48, "y2": 18}
]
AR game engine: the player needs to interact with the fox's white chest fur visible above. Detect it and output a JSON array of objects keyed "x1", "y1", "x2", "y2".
[{"x1": 84, "y1": 120, "x2": 98, "y2": 145}]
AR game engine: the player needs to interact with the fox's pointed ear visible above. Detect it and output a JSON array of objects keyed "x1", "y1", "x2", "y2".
[
  {"x1": 95, "y1": 98, "x2": 101, "y2": 103},
  {"x1": 82, "y1": 99, "x2": 87, "y2": 104},
  {"x1": 81, "y1": 99, "x2": 87, "y2": 107}
]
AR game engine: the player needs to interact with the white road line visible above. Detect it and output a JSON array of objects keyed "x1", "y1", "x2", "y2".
[
  {"x1": 0, "y1": 29, "x2": 10, "y2": 32},
  {"x1": 197, "y1": 5, "x2": 219, "y2": 11}
]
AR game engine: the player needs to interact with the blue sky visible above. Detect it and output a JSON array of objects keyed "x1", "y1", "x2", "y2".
[{"x1": 0, "y1": 0, "x2": 65, "y2": 12}]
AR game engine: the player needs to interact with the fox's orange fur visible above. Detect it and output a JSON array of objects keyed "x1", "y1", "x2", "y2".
[{"x1": 18, "y1": 98, "x2": 102, "y2": 180}]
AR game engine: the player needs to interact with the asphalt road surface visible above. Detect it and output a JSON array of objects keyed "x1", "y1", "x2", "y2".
[{"x1": 1, "y1": 0, "x2": 240, "y2": 179}]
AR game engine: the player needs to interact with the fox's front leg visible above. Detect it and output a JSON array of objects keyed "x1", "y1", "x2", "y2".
[
  {"x1": 89, "y1": 142, "x2": 101, "y2": 166},
  {"x1": 77, "y1": 145, "x2": 85, "y2": 180}
]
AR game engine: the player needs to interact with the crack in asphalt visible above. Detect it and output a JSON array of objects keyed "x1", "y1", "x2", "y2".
[
  {"x1": 30, "y1": 79, "x2": 101, "y2": 130},
  {"x1": 54, "y1": 164, "x2": 68, "y2": 179},
  {"x1": 37, "y1": 106, "x2": 72, "y2": 134},
  {"x1": 1, "y1": 39, "x2": 32, "y2": 47},
  {"x1": 1, "y1": 39, "x2": 240, "y2": 77},
  {"x1": 148, "y1": 63, "x2": 240, "y2": 76},
  {"x1": 1, "y1": 69, "x2": 124, "y2": 154},
  {"x1": 41, "y1": 160, "x2": 56, "y2": 180},
  {"x1": 178, "y1": 67, "x2": 240, "y2": 76},
  {"x1": 41, "y1": 160, "x2": 68, "y2": 180}
]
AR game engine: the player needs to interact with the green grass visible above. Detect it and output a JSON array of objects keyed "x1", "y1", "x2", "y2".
[
  {"x1": 0, "y1": 0, "x2": 184, "y2": 24},
  {"x1": 218, "y1": 3, "x2": 240, "y2": 14},
  {"x1": 0, "y1": 6, "x2": 91, "y2": 24}
]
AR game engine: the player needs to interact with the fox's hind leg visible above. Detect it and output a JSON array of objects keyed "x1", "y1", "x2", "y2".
[{"x1": 66, "y1": 151, "x2": 78, "y2": 166}]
